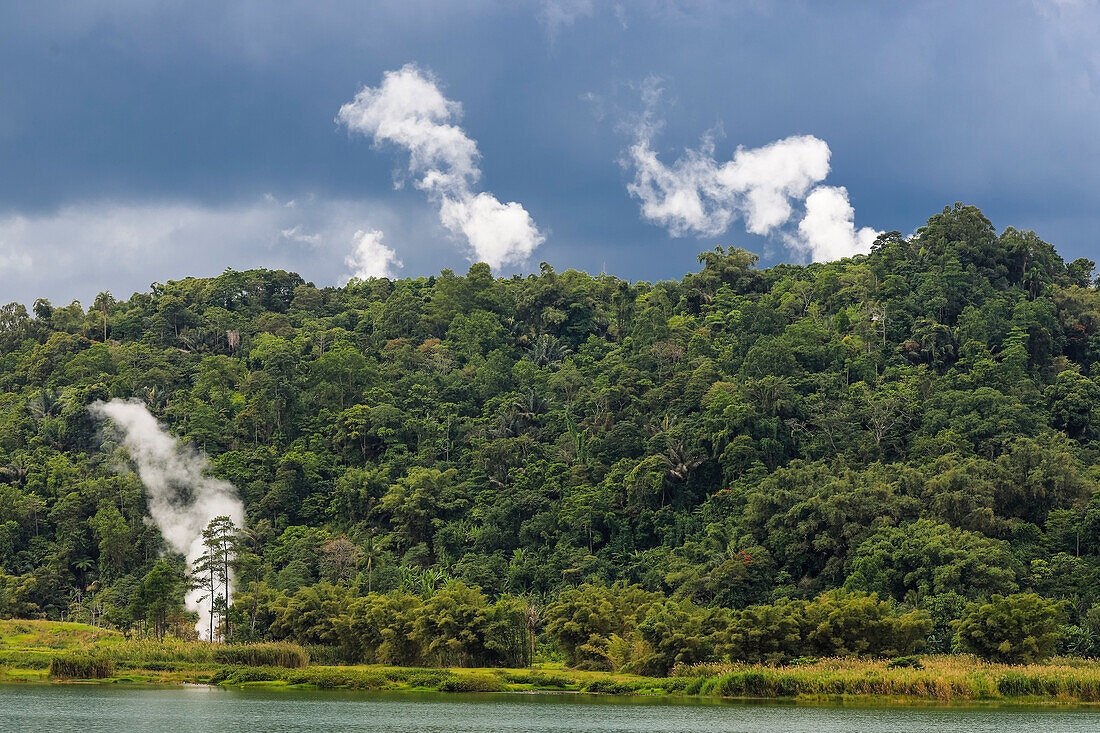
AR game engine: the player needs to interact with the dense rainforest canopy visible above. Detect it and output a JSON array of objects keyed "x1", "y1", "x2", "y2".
[{"x1": 2, "y1": 203, "x2": 1100, "y2": 667}]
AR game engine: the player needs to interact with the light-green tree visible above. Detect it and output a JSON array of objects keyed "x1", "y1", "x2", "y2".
[
  {"x1": 954, "y1": 593, "x2": 1068, "y2": 664},
  {"x1": 129, "y1": 560, "x2": 186, "y2": 639}
]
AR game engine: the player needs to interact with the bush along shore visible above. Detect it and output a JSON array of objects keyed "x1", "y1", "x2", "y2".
[{"x1": 7, "y1": 620, "x2": 1100, "y2": 703}]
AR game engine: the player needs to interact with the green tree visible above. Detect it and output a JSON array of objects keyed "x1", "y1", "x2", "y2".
[
  {"x1": 954, "y1": 593, "x2": 1067, "y2": 664},
  {"x1": 380, "y1": 468, "x2": 459, "y2": 559},
  {"x1": 130, "y1": 560, "x2": 186, "y2": 639},
  {"x1": 90, "y1": 501, "x2": 131, "y2": 578},
  {"x1": 191, "y1": 515, "x2": 240, "y2": 641}
]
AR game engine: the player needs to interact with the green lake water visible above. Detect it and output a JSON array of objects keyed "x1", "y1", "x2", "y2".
[{"x1": 2, "y1": 685, "x2": 1100, "y2": 732}]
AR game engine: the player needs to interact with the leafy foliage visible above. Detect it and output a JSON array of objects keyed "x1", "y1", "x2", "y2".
[{"x1": 1, "y1": 204, "x2": 1099, "y2": 669}]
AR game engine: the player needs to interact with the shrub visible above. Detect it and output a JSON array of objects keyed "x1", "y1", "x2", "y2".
[
  {"x1": 543, "y1": 583, "x2": 660, "y2": 668},
  {"x1": 722, "y1": 590, "x2": 930, "y2": 663},
  {"x1": 786, "y1": 657, "x2": 820, "y2": 667},
  {"x1": 634, "y1": 600, "x2": 728, "y2": 675},
  {"x1": 683, "y1": 676, "x2": 707, "y2": 695},
  {"x1": 1059, "y1": 625, "x2": 1098, "y2": 658},
  {"x1": 305, "y1": 669, "x2": 385, "y2": 689},
  {"x1": 657, "y1": 677, "x2": 691, "y2": 692},
  {"x1": 405, "y1": 671, "x2": 451, "y2": 687},
  {"x1": 209, "y1": 665, "x2": 386, "y2": 689},
  {"x1": 437, "y1": 674, "x2": 505, "y2": 692},
  {"x1": 887, "y1": 655, "x2": 924, "y2": 669},
  {"x1": 48, "y1": 654, "x2": 114, "y2": 679},
  {"x1": 801, "y1": 590, "x2": 931, "y2": 658},
  {"x1": 502, "y1": 671, "x2": 572, "y2": 688},
  {"x1": 211, "y1": 666, "x2": 281, "y2": 684}
]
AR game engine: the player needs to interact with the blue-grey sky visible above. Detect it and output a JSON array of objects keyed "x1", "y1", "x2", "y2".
[{"x1": 1, "y1": 0, "x2": 1098, "y2": 306}]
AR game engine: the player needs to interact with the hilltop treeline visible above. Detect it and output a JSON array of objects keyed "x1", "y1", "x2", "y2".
[{"x1": 2, "y1": 203, "x2": 1100, "y2": 665}]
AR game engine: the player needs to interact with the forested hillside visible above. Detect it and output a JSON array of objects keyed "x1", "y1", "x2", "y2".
[{"x1": 2, "y1": 203, "x2": 1100, "y2": 669}]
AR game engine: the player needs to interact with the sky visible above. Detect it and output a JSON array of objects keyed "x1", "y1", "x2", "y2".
[{"x1": 1, "y1": 0, "x2": 1098, "y2": 306}]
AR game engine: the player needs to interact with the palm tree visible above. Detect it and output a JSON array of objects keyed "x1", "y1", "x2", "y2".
[
  {"x1": 73, "y1": 557, "x2": 95, "y2": 587},
  {"x1": 178, "y1": 327, "x2": 217, "y2": 353},
  {"x1": 520, "y1": 594, "x2": 543, "y2": 665},
  {"x1": 27, "y1": 388, "x2": 64, "y2": 422},
  {"x1": 527, "y1": 334, "x2": 570, "y2": 369},
  {"x1": 658, "y1": 440, "x2": 703, "y2": 507},
  {"x1": 0, "y1": 456, "x2": 28, "y2": 488},
  {"x1": 362, "y1": 530, "x2": 379, "y2": 593}
]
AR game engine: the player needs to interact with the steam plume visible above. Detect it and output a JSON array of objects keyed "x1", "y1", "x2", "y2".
[
  {"x1": 625, "y1": 80, "x2": 879, "y2": 261},
  {"x1": 89, "y1": 399, "x2": 244, "y2": 638},
  {"x1": 337, "y1": 64, "x2": 545, "y2": 270}
]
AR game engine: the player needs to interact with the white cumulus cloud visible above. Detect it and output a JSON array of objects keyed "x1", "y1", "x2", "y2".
[
  {"x1": 624, "y1": 81, "x2": 877, "y2": 262},
  {"x1": 791, "y1": 186, "x2": 879, "y2": 262},
  {"x1": 627, "y1": 131, "x2": 831, "y2": 238},
  {"x1": 345, "y1": 228, "x2": 402, "y2": 281},
  {"x1": 337, "y1": 64, "x2": 544, "y2": 270}
]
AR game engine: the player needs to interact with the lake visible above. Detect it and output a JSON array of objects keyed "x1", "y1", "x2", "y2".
[{"x1": 2, "y1": 685, "x2": 1100, "y2": 732}]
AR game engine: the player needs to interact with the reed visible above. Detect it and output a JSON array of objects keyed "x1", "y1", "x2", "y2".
[
  {"x1": 90, "y1": 638, "x2": 215, "y2": 663},
  {"x1": 48, "y1": 653, "x2": 114, "y2": 679},
  {"x1": 212, "y1": 642, "x2": 309, "y2": 668},
  {"x1": 65, "y1": 638, "x2": 308, "y2": 668},
  {"x1": 673, "y1": 656, "x2": 1100, "y2": 701}
]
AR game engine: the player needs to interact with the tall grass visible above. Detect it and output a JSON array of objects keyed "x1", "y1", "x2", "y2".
[
  {"x1": 212, "y1": 643, "x2": 309, "y2": 668},
  {"x1": 671, "y1": 656, "x2": 1100, "y2": 701},
  {"x1": 88, "y1": 638, "x2": 215, "y2": 664},
  {"x1": 67, "y1": 639, "x2": 308, "y2": 668},
  {"x1": 48, "y1": 653, "x2": 114, "y2": 679}
]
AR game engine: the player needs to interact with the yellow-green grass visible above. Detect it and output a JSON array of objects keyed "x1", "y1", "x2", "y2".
[{"x1": 670, "y1": 656, "x2": 1100, "y2": 702}]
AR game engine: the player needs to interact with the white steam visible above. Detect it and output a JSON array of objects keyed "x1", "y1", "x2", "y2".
[
  {"x1": 89, "y1": 399, "x2": 244, "y2": 639},
  {"x1": 345, "y1": 228, "x2": 402, "y2": 281},
  {"x1": 337, "y1": 64, "x2": 544, "y2": 270},
  {"x1": 624, "y1": 80, "x2": 879, "y2": 261}
]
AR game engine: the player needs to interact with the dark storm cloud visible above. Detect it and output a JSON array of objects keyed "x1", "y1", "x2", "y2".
[{"x1": 0, "y1": 0, "x2": 1097, "y2": 306}]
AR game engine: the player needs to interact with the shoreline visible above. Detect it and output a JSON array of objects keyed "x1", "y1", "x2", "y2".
[
  {"x1": 7, "y1": 621, "x2": 1100, "y2": 706},
  {"x1": 8, "y1": 660, "x2": 1100, "y2": 707},
  {"x1": 5, "y1": 674, "x2": 1100, "y2": 710}
]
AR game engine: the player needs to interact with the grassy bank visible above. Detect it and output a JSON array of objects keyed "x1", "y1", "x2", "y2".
[{"x1": 5, "y1": 619, "x2": 1100, "y2": 703}]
